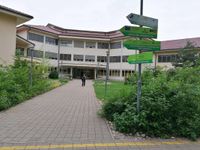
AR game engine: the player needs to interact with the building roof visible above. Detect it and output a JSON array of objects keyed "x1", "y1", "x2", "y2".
[
  {"x1": 18, "y1": 23, "x2": 125, "y2": 40},
  {"x1": 0, "y1": 5, "x2": 33, "y2": 25},
  {"x1": 161, "y1": 37, "x2": 200, "y2": 50},
  {"x1": 18, "y1": 23, "x2": 200, "y2": 51}
]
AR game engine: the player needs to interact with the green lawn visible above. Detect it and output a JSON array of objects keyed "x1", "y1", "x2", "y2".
[{"x1": 93, "y1": 80, "x2": 132, "y2": 102}]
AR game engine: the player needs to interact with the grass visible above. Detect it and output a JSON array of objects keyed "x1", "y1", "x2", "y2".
[{"x1": 93, "y1": 80, "x2": 132, "y2": 102}]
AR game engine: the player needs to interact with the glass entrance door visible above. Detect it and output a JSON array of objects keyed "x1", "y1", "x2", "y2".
[{"x1": 73, "y1": 68, "x2": 94, "y2": 79}]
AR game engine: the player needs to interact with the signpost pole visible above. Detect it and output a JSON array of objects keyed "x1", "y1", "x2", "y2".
[
  {"x1": 57, "y1": 39, "x2": 61, "y2": 77},
  {"x1": 136, "y1": 0, "x2": 143, "y2": 113},
  {"x1": 105, "y1": 47, "x2": 110, "y2": 97},
  {"x1": 30, "y1": 48, "x2": 33, "y2": 88}
]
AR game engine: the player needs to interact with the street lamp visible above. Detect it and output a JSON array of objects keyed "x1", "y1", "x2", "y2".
[{"x1": 105, "y1": 49, "x2": 110, "y2": 97}]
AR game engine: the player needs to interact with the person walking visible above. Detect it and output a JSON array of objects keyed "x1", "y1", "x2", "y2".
[{"x1": 81, "y1": 74, "x2": 86, "y2": 87}]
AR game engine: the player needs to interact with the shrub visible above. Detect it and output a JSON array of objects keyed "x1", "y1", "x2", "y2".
[
  {"x1": 49, "y1": 70, "x2": 59, "y2": 79},
  {"x1": 113, "y1": 106, "x2": 139, "y2": 134},
  {"x1": 124, "y1": 73, "x2": 137, "y2": 85},
  {"x1": 102, "y1": 66, "x2": 200, "y2": 140},
  {"x1": 0, "y1": 90, "x2": 10, "y2": 110},
  {"x1": 102, "y1": 101, "x2": 127, "y2": 121},
  {"x1": 101, "y1": 89, "x2": 137, "y2": 121},
  {"x1": 0, "y1": 57, "x2": 62, "y2": 111}
]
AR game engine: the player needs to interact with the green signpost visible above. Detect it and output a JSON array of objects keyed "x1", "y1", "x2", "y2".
[
  {"x1": 123, "y1": 40, "x2": 160, "y2": 51},
  {"x1": 119, "y1": 0, "x2": 159, "y2": 113},
  {"x1": 120, "y1": 26, "x2": 157, "y2": 38},
  {"x1": 128, "y1": 52, "x2": 153, "y2": 64}
]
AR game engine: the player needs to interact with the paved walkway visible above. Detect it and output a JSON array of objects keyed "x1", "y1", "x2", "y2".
[
  {"x1": 0, "y1": 80, "x2": 199, "y2": 150},
  {"x1": 0, "y1": 80, "x2": 113, "y2": 145}
]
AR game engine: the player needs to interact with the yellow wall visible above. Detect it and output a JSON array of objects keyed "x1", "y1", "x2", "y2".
[{"x1": 0, "y1": 13, "x2": 17, "y2": 65}]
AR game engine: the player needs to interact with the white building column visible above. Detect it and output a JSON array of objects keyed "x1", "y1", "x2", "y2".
[
  {"x1": 120, "y1": 69, "x2": 123, "y2": 78},
  {"x1": 95, "y1": 42, "x2": 98, "y2": 49},
  {"x1": 43, "y1": 36, "x2": 46, "y2": 58},
  {"x1": 94, "y1": 69, "x2": 97, "y2": 80},
  {"x1": 70, "y1": 67, "x2": 73, "y2": 79},
  {"x1": 24, "y1": 47, "x2": 28, "y2": 57}
]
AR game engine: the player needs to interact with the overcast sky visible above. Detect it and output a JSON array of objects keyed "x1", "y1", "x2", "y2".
[{"x1": 1, "y1": 0, "x2": 200, "y2": 40}]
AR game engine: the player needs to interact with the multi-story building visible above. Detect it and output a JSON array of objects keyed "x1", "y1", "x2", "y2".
[
  {"x1": 17, "y1": 23, "x2": 200, "y2": 80},
  {"x1": 157, "y1": 37, "x2": 200, "y2": 69},
  {"x1": 17, "y1": 23, "x2": 139, "y2": 80}
]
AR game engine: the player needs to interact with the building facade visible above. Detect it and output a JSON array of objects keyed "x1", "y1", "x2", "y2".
[
  {"x1": 0, "y1": 5, "x2": 33, "y2": 65},
  {"x1": 17, "y1": 23, "x2": 200, "y2": 80},
  {"x1": 17, "y1": 24, "x2": 140, "y2": 80},
  {"x1": 157, "y1": 38, "x2": 200, "y2": 69}
]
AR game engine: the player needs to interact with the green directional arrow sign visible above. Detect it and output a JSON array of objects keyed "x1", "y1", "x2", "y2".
[
  {"x1": 120, "y1": 26, "x2": 157, "y2": 38},
  {"x1": 128, "y1": 52, "x2": 153, "y2": 64},
  {"x1": 124, "y1": 40, "x2": 160, "y2": 51}
]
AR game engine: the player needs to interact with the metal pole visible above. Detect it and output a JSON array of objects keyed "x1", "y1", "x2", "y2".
[
  {"x1": 30, "y1": 49, "x2": 33, "y2": 88},
  {"x1": 57, "y1": 39, "x2": 61, "y2": 77},
  {"x1": 140, "y1": 0, "x2": 143, "y2": 16},
  {"x1": 105, "y1": 45, "x2": 110, "y2": 97},
  {"x1": 96, "y1": 62, "x2": 99, "y2": 79},
  {"x1": 136, "y1": 0, "x2": 143, "y2": 113}
]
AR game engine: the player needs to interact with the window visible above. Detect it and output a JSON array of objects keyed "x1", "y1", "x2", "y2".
[
  {"x1": 86, "y1": 42, "x2": 96, "y2": 48},
  {"x1": 46, "y1": 37, "x2": 58, "y2": 45},
  {"x1": 74, "y1": 40, "x2": 84, "y2": 48},
  {"x1": 45, "y1": 52, "x2": 58, "y2": 60},
  {"x1": 110, "y1": 56, "x2": 121, "y2": 63},
  {"x1": 97, "y1": 56, "x2": 107, "y2": 62},
  {"x1": 27, "y1": 49, "x2": 43, "y2": 58},
  {"x1": 28, "y1": 33, "x2": 44, "y2": 42},
  {"x1": 50, "y1": 67, "x2": 57, "y2": 71},
  {"x1": 98, "y1": 70, "x2": 106, "y2": 76},
  {"x1": 158, "y1": 55, "x2": 177, "y2": 63},
  {"x1": 98, "y1": 43, "x2": 109, "y2": 49},
  {"x1": 74, "y1": 55, "x2": 84, "y2": 61},
  {"x1": 111, "y1": 42, "x2": 121, "y2": 49},
  {"x1": 85, "y1": 55, "x2": 95, "y2": 62},
  {"x1": 110, "y1": 70, "x2": 120, "y2": 77},
  {"x1": 122, "y1": 70, "x2": 133, "y2": 77},
  {"x1": 60, "y1": 40, "x2": 73, "y2": 47},
  {"x1": 60, "y1": 54, "x2": 71, "y2": 61},
  {"x1": 122, "y1": 56, "x2": 128, "y2": 62}
]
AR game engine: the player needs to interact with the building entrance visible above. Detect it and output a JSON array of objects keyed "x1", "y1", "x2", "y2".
[{"x1": 73, "y1": 68, "x2": 95, "y2": 79}]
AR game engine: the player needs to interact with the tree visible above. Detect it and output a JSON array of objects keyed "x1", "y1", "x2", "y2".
[{"x1": 173, "y1": 41, "x2": 200, "y2": 67}]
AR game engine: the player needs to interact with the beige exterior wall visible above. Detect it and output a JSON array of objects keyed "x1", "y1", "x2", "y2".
[
  {"x1": 0, "y1": 13, "x2": 17, "y2": 65},
  {"x1": 17, "y1": 30, "x2": 27, "y2": 39}
]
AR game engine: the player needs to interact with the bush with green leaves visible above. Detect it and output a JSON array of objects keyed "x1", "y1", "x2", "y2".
[
  {"x1": 49, "y1": 70, "x2": 59, "y2": 79},
  {"x1": 102, "y1": 66, "x2": 200, "y2": 140},
  {"x1": 173, "y1": 41, "x2": 200, "y2": 67},
  {"x1": 0, "y1": 56, "x2": 62, "y2": 111}
]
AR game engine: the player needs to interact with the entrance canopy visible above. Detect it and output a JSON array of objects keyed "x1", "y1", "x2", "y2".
[
  {"x1": 16, "y1": 35, "x2": 35, "y2": 48},
  {"x1": 60, "y1": 62, "x2": 106, "y2": 69}
]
